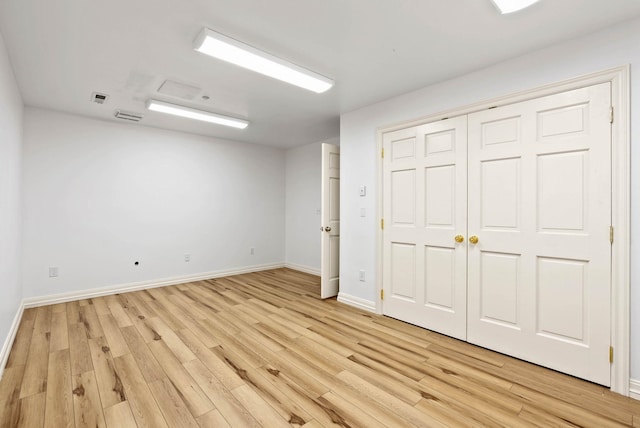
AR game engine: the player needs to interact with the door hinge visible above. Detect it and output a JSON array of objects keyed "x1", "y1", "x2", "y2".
[
  {"x1": 610, "y1": 226, "x2": 614, "y2": 244},
  {"x1": 381, "y1": 218, "x2": 384, "y2": 230},
  {"x1": 609, "y1": 346, "x2": 614, "y2": 363},
  {"x1": 610, "y1": 106, "x2": 614, "y2": 124},
  {"x1": 380, "y1": 289, "x2": 384, "y2": 300},
  {"x1": 381, "y1": 148, "x2": 385, "y2": 158}
]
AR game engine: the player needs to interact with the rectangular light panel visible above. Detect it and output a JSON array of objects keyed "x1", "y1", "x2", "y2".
[
  {"x1": 146, "y1": 99, "x2": 249, "y2": 129},
  {"x1": 490, "y1": 0, "x2": 540, "y2": 14},
  {"x1": 193, "y1": 28, "x2": 334, "y2": 94}
]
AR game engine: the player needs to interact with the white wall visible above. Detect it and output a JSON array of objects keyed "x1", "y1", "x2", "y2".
[
  {"x1": 340, "y1": 17, "x2": 640, "y2": 379},
  {"x1": 0, "y1": 32, "x2": 23, "y2": 352},
  {"x1": 22, "y1": 108, "x2": 285, "y2": 298},
  {"x1": 285, "y1": 142, "x2": 322, "y2": 272}
]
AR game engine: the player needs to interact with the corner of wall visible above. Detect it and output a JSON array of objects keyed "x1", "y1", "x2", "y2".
[
  {"x1": 0, "y1": 304, "x2": 24, "y2": 380},
  {"x1": 0, "y1": 27, "x2": 25, "y2": 380},
  {"x1": 630, "y1": 379, "x2": 640, "y2": 400},
  {"x1": 337, "y1": 292, "x2": 376, "y2": 313}
]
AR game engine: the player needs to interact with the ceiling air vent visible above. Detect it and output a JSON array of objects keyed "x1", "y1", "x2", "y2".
[
  {"x1": 91, "y1": 92, "x2": 109, "y2": 104},
  {"x1": 114, "y1": 110, "x2": 144, "y2": 122}
]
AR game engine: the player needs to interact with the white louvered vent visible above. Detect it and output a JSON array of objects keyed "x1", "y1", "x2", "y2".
[{"x1": 114, "y1": 110, "x2": 144, "y2": 122}]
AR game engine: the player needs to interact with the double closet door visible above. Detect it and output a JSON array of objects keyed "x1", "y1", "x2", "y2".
[{"x1": 381, "y1": 83, "x2": 612, "y2": 386}]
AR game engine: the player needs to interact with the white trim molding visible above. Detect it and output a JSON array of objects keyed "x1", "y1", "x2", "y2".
[
  {"x1": 284, "y1": 263, "x2": 320, "y2": 276},
  {"x1": 609, "y1": 65, "x2": 631, "y2": 397},
  {"x1": 337, "y1": 292, "x2": 376, "y2": 313},
  {"x1": 0, "y1": 304, "x2": 25, "y2": 380},
  {"x1": 376, "y1": 65, "x2": 630, "y2": 396},
  {"x1": 630, "y1": 379, "x2": 640, "y2": 401},
  {"x1": 23, "y1": 262, "x2": 285, "y2": 308}
]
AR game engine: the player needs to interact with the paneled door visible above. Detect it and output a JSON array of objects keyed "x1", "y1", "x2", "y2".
[
  {"x1": 466, "y1": 83, "x2": 612, "y2": 386},
  {"x1": 382, "y1": 117, "x2": 468, "y2": 340},
  {"x1": 381, "y1": 83, "x2": 612, "y2": 385},
  {"x1": 321, "y1": 143, "x2": 340, "y2": 298}
]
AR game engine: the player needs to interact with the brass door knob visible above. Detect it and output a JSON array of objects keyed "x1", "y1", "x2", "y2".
[
  {"x1": 325, "y1": 226, "x2": 332, "y2": 232},
  {"x1": 455, "y1": 235, "x2": 464, "y2": 243},
  {"x1": 469, "y1": 235, "x2": 479, "y2": 244}
]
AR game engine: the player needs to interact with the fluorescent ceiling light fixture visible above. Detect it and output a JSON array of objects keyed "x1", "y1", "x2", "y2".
[
  {"x1": 146, "y1": 99, "x2": 248, "y2": 129},
  {"x1": 194, "y1": 28, "x2": 334, "y2": 94},
  {"x1": 490, "y1": 0, "x2": 539, "y2": 14}
]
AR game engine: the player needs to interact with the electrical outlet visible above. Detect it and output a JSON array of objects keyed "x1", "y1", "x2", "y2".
[
  {"x1": 250, "y1": 247, "x2": 255, "y2": 255},
  {"x1": 49, "y1": 267, "x2": 59, "y2": 277},
  {"x1": 184, "y1": 254, "x2": 191, "y2": 262},
  {"x1": 359, "y1": 270, "x2": 365, "y2": 282}
]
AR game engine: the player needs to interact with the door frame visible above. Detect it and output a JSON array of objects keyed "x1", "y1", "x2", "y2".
[{"x1": 375, "y1": 66, "x2": 630, "y2": 395}]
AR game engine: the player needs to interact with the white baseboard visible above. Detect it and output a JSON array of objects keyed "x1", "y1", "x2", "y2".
[
  {"x1": 23, "y1": 262, "x2": 285, "y2": 308},
  {"x1": 0, "y1": 303, "x2": 24, "y2": 381},
  {"x1": 337, "y1": 292, "x2": 376, "y2": 313},
  {"x1": 284, "y1": 262, "x2": 320, "y2": 276},
  {"x1": 630, "y1": 379, "x2": 640, "y2": 400}
]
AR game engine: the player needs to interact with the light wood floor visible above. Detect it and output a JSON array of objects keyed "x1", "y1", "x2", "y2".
[{"x1": 1, "y1": 269, "x2": 638, "y2": 427}]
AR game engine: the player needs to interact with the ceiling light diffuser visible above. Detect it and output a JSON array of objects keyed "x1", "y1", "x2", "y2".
[
  {"x1": 193, "y1": 28, "x2": 334, "y2": 94},
  {"x1": 490, "y1": 0, "x2": 540, "y2": 14},
  {"x1": 146, "y1": 100, "x2": 249, "y2": 129}
]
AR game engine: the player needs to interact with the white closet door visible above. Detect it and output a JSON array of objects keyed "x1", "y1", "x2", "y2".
[
  {"x1": 382, "y1": 117, "x2": 468, "y2": 340},
  {"x1": 467, "y1": 83, "x2": 612, "y2": 386}
]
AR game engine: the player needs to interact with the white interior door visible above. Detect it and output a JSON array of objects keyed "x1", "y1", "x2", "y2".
[
  {"x1": 466, "y1": 83, "x2": 612, "y2": 386},
  {"x1": 382, "y1": 117, "x2": 468, "y2": 340},
  {"x1": 321, "y1": 143, "x2": 340, "y2": 299}
]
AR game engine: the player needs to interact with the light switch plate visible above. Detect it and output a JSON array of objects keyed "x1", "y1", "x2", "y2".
[{"x1": 359, "y1": 185, "x2": 366, "y2": 196}]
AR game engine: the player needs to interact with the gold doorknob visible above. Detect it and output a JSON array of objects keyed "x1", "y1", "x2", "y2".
[
  {"x1": 455, "y1": 235, "x2": 464, "y2": 243},
  {"x1": 469, "y1": 235, "x2": 479, "y2": 244}
]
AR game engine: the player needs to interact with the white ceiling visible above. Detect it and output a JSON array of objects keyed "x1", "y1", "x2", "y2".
[{"x1": 1, "y1": 0, "x2": 640, "y2": 148}]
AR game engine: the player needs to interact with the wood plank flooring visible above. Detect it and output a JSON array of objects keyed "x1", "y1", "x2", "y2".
[{"x1": 1, "y1": 268, "x2": 639, "y2": 427}]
